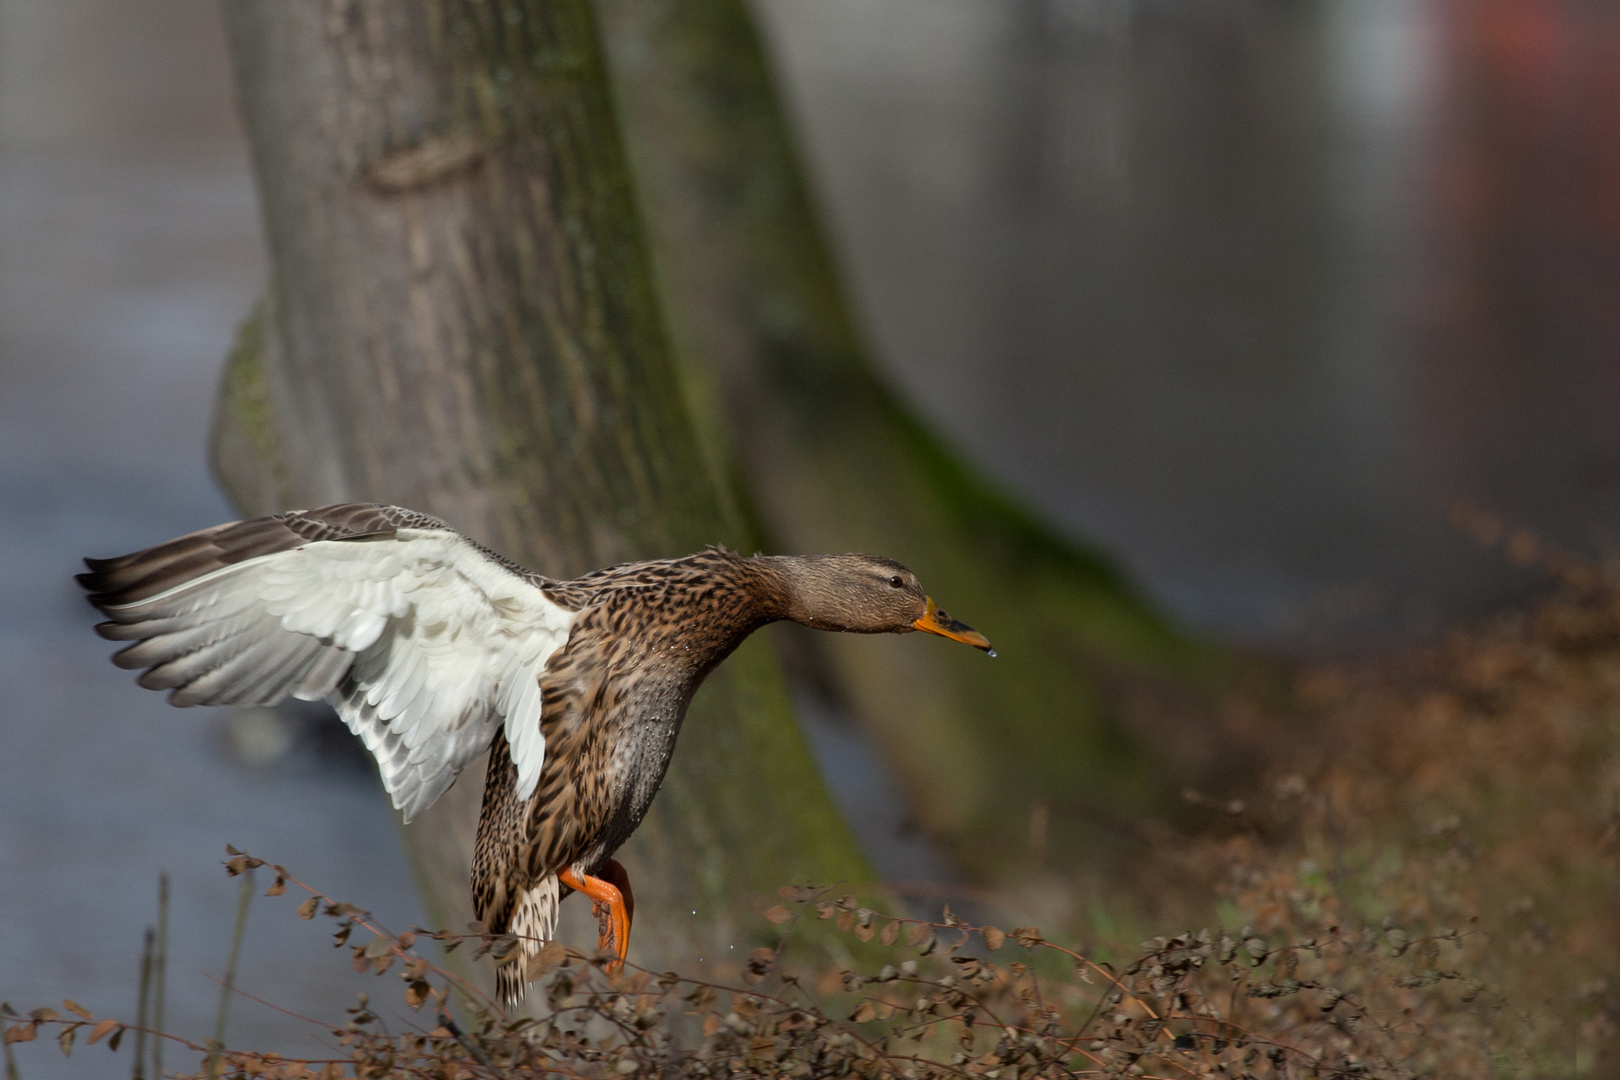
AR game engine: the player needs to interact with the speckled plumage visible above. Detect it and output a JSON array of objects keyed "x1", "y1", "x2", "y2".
[
  {"x1": 78, "y1": 504, "x2": 992, "y2": 1004},
  {"x1": 474, "y1": 547, "x2": 799, "y2": 998}
]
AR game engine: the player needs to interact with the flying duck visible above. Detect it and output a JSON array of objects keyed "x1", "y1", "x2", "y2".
[{"x1": 77, "y1": 503, "x2": 992, "y2": 1001}]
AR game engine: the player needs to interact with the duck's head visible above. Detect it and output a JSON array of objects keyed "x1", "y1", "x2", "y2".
[{"x1": 761, "y1": 553, "x2": 995, "y2": 655}]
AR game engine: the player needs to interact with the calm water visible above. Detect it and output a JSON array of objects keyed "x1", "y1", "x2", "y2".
[
  {"x1": 0, "y1": 3, "x2": 428, "y2": 1074},
  {"x1": 4, "y1": 0, "x2": 1618, "y2": 1071},
  {"x1": 762, "y1": 0, "x2": 1620, "y2": 651}
]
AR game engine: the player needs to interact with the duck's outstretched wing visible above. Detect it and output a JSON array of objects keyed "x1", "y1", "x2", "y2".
[{"x1": 78, "y1": 504, "x2": 575, "y2": 821}]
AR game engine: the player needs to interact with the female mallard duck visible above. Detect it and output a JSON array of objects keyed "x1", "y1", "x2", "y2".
[{"x1": 78, "y1": 504, "x2": 992, "y2": 1001}]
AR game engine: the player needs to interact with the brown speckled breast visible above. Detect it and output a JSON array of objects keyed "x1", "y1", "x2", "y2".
[{"x1": 472, "y1": 548, "x2": 782, "y2": 937}]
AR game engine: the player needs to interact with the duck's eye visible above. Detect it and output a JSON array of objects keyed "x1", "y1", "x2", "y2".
[{"x1": 889, "y1": 575, "x2": 905, "y2": 589}]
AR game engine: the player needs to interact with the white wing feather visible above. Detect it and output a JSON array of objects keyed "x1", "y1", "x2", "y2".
[{"x1": 97, "y1": 528, "x2": 574, "y2": 819}]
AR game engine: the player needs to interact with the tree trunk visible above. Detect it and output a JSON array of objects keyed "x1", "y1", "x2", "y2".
[
  {"x1": 593, "y1": 0, "x2": 1242, "y2": 877},
  {"x1": 212, "y1": 0, "x2": 868, "y2": 990}
]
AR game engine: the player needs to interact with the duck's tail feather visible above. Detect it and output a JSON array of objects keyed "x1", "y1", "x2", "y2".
[{"x1": 496, "y1": 874, "x2": 561, "y2": 1005}]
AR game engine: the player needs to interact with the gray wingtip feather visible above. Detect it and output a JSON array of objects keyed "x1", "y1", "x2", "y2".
[
  {"x1": 294, "y1": 649, "x2": 354, "y2": 701},
  {"x1": 394, "y1": 765, "x2": 458, "y2": 823}
]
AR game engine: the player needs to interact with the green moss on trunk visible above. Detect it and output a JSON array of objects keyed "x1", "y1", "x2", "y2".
[{"x1": 595, "y1": 0, "x2": 1246, "y2": 875}]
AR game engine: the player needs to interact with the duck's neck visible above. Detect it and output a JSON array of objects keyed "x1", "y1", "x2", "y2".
[
  {"x1": 675, "y1": 552, "x2": 817, "y2": 627},
  {"x1": 642, "y1": 553, "x2": 861, "y2": 688},
  {"x1": 624, "y1": 553, "x2": 787, "y2": 682},
  {"x1": 735, "y1": 555, "x2": 832, "y2": 629}
]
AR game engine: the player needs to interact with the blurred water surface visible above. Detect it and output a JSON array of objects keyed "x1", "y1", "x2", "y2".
[
  {"x1": 0, "y1": 3, "x2": 427, "y2": 1074},
  {"x1": 3, "y1": 0, "x2": 1619, "y2": 1072},
  {"x1": 761, "y1": 0, "x2": 1620, "y2": 650}
]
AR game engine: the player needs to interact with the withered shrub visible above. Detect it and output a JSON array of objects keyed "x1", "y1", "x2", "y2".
[
  {"x1": 0, "y1": 802, "x2": 1539, "y2": 1080},
  {"x1": 1, "y1": 855, "x2": 1508, "y2": 1079},
  {"x1": 1140, "y1": 534, "x2": 1620, "y2": 1076},
  {"x1": 6, "y1": 529, "x2": 1617, "y2": 1077}
]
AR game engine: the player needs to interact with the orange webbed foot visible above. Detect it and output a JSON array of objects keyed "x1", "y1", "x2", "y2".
[{"x1": 561, "y1": 860, "x2": 634, "y2": 970}]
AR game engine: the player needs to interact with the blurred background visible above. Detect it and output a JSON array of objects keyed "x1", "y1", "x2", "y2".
[{"x1": 3, "y1": 0, "x2": 1617, "y2": 1071}]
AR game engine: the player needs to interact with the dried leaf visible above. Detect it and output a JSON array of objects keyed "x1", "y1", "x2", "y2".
[
  {"x1": 1012, "y1": 925, "x2": 1044, "y2": 949},
  {"x1": 364, "y1": 936, "x2": 394, "y2": 959},
  {"x1": 851, "y1": 1001, "x2": 876, "y2": 1024},
  {"x1": 982, "y1": 926, "x2": 1006, "y2": 951},
  {"x1": 62, "y1": 1000, "x2": 92, "y2": 1021},
  {"x1": 29, "y1": 1008, "x2": 58, "y2": 1023},
  {"x1": 906, "y1": 924, "x2": 931, "y2": 946},
  {"x1": 58, "y1": 1024, "x2": 76, "y2": 1057},
  {"x1": 296, "y1": 897, "x2": 319, "y2": 919},
  {"x1": 265, "y1": 875, "x2": 287, "y2": 897},
  {"x1": 525, "y1": 941, "x2": 570, "y2": 981},
  {"x1": 763, "y1": 905, "x2": 794, "y2": 925},
  {"x1": 778, "y1": 885, "x2": 818, "y2": 902},
  {"x1": 815, "y1": 903, "x2": 836, "y2": 920},
  {"x1": 836, "y1": 910, "x2": 857, "y2": 933},
  {"x1": 854, "y1": 922, "x2": 876, "y2": 943},
  {"x1": 743, "y1": 947, "x2": 775, "y2": 985},
  {"x1": 107, "y1": 1026, "x2": 123, "y2": 1052},
  {"x1": 879, "y1": 921, "x2": 899, "y2": 947},
  {"x1": 4, "y1": 1023, "x2": 36, "y2": 1045},
  {"x1": 404, "y1": 980, "x2": 431, "y2": 1010},
  {"x1": 88, "y1": 1019, "x2": 119, "y2": 1045}
]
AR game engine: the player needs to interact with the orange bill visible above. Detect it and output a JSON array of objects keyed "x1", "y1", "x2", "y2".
[{"x1": 913, "y1": 597, "x2": 995, "y2": 655}]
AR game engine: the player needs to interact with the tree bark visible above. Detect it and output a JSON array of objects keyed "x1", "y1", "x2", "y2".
[
  {"x1": 213, "y1": 0, "x2": 867, "y2": 990},
  {"x1": 593, "y1": 0, "x2": 1242, "y2": 877}
]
